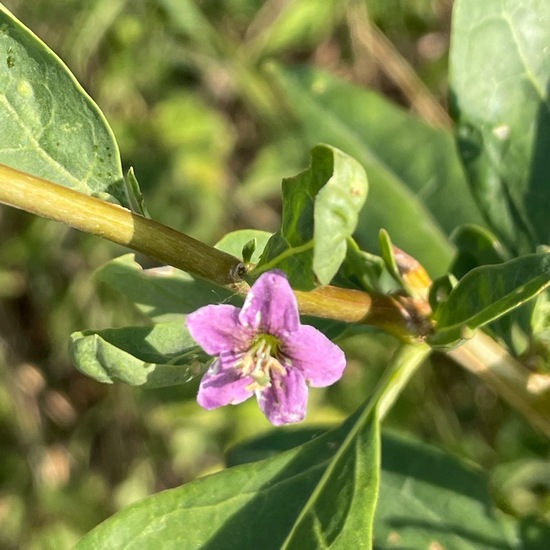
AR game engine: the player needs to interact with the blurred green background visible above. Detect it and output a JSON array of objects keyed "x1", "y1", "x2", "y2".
[{"x1": 0, "y1": 1, "x2": 548, "y2": 548}]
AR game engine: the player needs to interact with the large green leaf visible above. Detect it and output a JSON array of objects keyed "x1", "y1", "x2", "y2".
[
  {"x1": 0, "y1": 4, "x2": 135, "y2": 207},
  {"x1": 76, "y1": 398, "x2": 380, "y2": 549},
  {"x1": 313, "y1": 147, "x2": 368, "y2": 285},
  {"x1": 227, "y1": 429, "x2": 517, "y2": 549},
  {"x1": 69, "y1": 321, "x2": 207, "y2": 388},
  {"x1": 430, "y1": 253, "x2": 550, "y2": 347},
  {"x1": 450, "y1": 0, "x2": 550, "y2": 253},
  {"x1": 374, "y1": 432, "x2": 516, "y2": 549},
  {"x1": 256, "y1": 144, "x2": 368, "y2": 289},
  {"x1": 267, "y1": 64, "x2": 483, "y2": 276}
]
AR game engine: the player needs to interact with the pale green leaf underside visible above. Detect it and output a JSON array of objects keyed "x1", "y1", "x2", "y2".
[
  {"x1": 0, "y1": 4, "x2": 131, "y2": 206},
  {"x1": 69, "y1": 321, "x2": 207, "y2": 388},
  {"x1": 313, "y1": 146, "x2": 368, "y2": 285}
]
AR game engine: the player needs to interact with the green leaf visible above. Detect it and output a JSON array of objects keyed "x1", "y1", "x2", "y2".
[
  {"x1": 256, "y1": 144, "x2": 368, "y2": 289},
  {"x1": 0, "y1": 4, "x2": 137, "y2": 208},
  {"x1": 333, "y1": 237, "x2": 385, "y2": 293},
  {"x1": 241, "y1": 239, "x2": 256, "y2": 264},
  {"x1": 449, "y1": 0, "x2": 550, "y2": 253},
  {"x1": 451, "y1": 223, "x2": 509, "y2": 278},
  {"x1": 228, "y1": 430, "x2": 517, "y2": 549},
  {"x1": 378, "y1": 229, "x2": 404, "y2": 288},
  {"x1": 267, "y1": 64, "x2": 483, "y2": 276},
  {"x1": 69, "y1": 321, "x2": 207, "y2": 388},
  {"x1": 313, "y1": 147, "x2": 368, "y2": 284},
  {"x1": 126, "y1": 167, "x2": 149, "y2": 217},
  {"x1": 76, "y1": 398, "x2": 380, "y2": 549},
  {"x1": 374, "y1": 431, "x2": 516, "y2": 549},
  {"x1": 96, "y1": 254, "x2": 236, "y2": 323},
  {"x1": 430, "y1": 253, "x2": 550, "y2": 347}
]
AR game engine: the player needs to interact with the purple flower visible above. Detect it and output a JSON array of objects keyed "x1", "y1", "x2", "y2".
[{"x1": 186, "y1": 270, "x2": 346, "y2": 425}]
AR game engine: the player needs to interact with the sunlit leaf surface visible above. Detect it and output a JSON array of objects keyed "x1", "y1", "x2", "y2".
[
  {"x1": 450, "y1": 0, "x2": 550, "y2": 253},
  {"x1": 0, "y1": 4, "x2": 134, "y2": 207}
]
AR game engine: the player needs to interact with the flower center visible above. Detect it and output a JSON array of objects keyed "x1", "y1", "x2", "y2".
[{"x1": 237, "y1": 334, "x2": 287, "y2": 391}]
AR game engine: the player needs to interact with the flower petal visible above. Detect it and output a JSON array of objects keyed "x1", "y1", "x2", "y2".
[
  {"x1": 284, "y1": 325, "x2": 346, "y2": 387},
  {"x1": 197, "y1": 359, "x2": 254, "y2": 409},
  {"x1": 187, "y1": 304, "x2": 250, "y2": 355},
  {"x1": 257, "y1": 368, "x2": 308, "y2": 425},
  {"x1": 239, "y1": 270, "x2": 299, "y2": 337}
]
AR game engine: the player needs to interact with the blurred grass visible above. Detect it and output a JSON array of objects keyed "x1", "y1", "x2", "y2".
[{"x1": 0, "y1": 0, "x2": 548, "y2": 547}]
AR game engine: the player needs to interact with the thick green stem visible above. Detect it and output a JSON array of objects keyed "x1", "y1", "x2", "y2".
[{"x1": 0, "y1": 164, "x2": 243, "y2": 286}]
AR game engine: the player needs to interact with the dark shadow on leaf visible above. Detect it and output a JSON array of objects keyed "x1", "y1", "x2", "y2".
[
  {"x1": 181, "y1": 414, "x2": 503, "y2": 549},
  {"x1": 97, "y1": 256, "x2": 239, "y2": 321},
  {"x1": 196, "y1": 402, "x2": 370, "y2": 549},
  {"x1": 381, "y1": 431, "x2": 493, "y2": 503},
  {"x1": 526, "y1": 77, "x2": 550, "y2": 246}
]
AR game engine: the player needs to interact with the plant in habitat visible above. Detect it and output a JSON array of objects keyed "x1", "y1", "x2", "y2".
[{"x1": 1, "y1": 0, "x2": 550, "y2": 548}]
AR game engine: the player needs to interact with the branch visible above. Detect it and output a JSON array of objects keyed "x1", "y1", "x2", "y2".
[
  {"x1": 2, "y1": 164, "x2": 549, "y2": 438},
  {"x1": 0, "y1": 164, "x2": 417, "y2": 335},
  {"x1": 0, "y1": 164, "x2": 243, "y2": 287}
]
